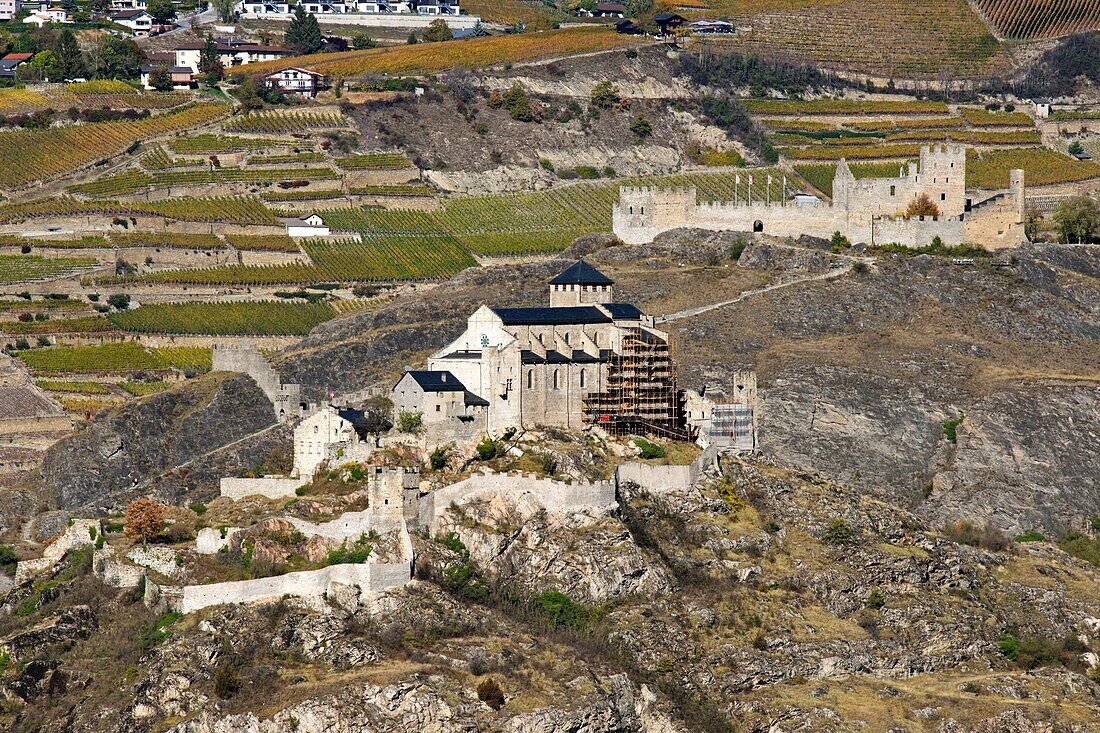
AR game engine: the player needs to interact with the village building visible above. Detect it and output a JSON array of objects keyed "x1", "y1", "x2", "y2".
[
  {"x1": 110, "y1": 0, "x2": 146, "y2": 9},
  {"x1": 140, "y1": 64, "x2": 197, "y2": 90},
  {"x1": 239, "y1": 0, "x2": 289, "y2": 12},
  {"x1": 282, "y1": 213, "x2": 329, "y2": 237},
  {"x1": 172, "y1": 39, "x2": 294, "y2": 70},
  {"x1": 615, "y1": 144, "x2": 1027, "y2": 249},
  {"x1": 0, "y1": 52, "x2": 32, "y2": 78},
  {"x1": 396, "y1": 260, "x2": 689, "y2": 439},
  {"x1": 293, "y1": 405, "x2": 363, "y2": 479},
  {"x1": 110, "y1": 9, "x2": 154, "y2": 35},
  {"x1": 22, "y1": 5, "x2": 70, "y2": 25},
  {"x1": 0, "y1": 0, "x2": 20, "y2": 21},
  {"x1": 392, "y1": 370, "x2": 489, "y2": 429},
  {"x1": 264, "y1": 67, "x2": 327, "y2": 98}
]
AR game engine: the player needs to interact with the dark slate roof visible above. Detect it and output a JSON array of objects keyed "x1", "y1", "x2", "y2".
[
  {"x1": 439, "y1": 349, "x2": 482, "y2": 360},
  {"x1": 464, "y1": 390, "x2": 489, "y2": 407},
  {"x1": 601, "y1": 303, "x2": 643, "y2": 320},
  {"x1": 549, "y1": 259, "x2": 613, "y2": 286},
  {"x1": 492, "y1": 306, "x2": 612, "y2": 326},
  {"x1": 654, "y1": 12, "x2": 686, "y2": 21},
  {"x1": 521, "y1": 349, "x2": 608, "y2": 365},
  {"x1": 405, "y1": 370, "x2": 466, "y2": 392}
]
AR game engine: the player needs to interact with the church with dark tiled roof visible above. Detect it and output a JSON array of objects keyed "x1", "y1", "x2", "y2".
[{"x1": 392, "y1": 260, "x2": 685, "y2": 436}]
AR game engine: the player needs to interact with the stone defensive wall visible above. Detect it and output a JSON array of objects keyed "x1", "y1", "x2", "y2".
[
  {"x1": 614, "y1": 445, "x2": 721, "y2": 494},
  {"x1": 870, "y1": 215, "x2": 965, "y2": 247},
  {"x1": 219, "y1": 476, "x2": 305, "y2": 500},
  {"x1": 418, "y1": 472, "x2": 617, "y2": 533},
  {"x1": 287, "y1": 510, "x2": 405, "y2": 541},
  {"x1": 15, "y1": 519, "x2": 98, "y2": 583},
  {"x1": 613, "y1": 186, "x2": 837, "y2": 244},
  {"x1": 163, "y1": 560, "x2": 412, "y2": 614}
]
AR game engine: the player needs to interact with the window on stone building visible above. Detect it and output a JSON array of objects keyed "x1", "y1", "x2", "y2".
[
  {"x1": 941, "y1": 193, "x2": 946, "y2": 201},
  {"x1": 580, "y1": 369, "x2": 586, "y2": 388},
  {"x1": 527, "y1": 370, "x2": 533, "y2": 389},
  {"x1": 553, "y1": 369, "x2": 560, "y2": 390},
  {"x1": 889, "y1": 185, "x2": 895, "y2": 196}
]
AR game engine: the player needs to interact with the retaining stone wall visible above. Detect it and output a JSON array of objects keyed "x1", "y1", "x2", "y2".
[
  {"x1": 15, "y1": 519, "x2": 98, "y2": 583},
  {"x1": 169, "y1": 560, "x2": 409, "y2": 614},
  {"x1": 614, "y1": 446, "x2": 720, "y2": 493},
  {"x1": 219, "y1": 476, "x2": 304, "y2": 500},
  {"x1": 419, "y1": 472, "x2": 616, "y2": 532}
]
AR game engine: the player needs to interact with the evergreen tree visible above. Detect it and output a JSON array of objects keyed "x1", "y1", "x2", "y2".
[
  {"x1": 52, "y1": 30, "x2": 85, "y2": 81},
  {"x1": 285, "y1": 7, "x2": 322, "y2": 54},
  {"x1": 95, "y1": 36, "x2": 144, "y2": 79},
  {"x1": 199, "y1": 35, "x2": 224, "y2": 83}
]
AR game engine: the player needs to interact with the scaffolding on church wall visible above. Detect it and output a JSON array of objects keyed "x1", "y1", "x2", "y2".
[{"x1": 584, "y1": 327, "x2": 691, "y2": 441}]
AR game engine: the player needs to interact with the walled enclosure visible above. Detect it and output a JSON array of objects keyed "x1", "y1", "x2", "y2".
[{"x1": 613, "y1": 145, "x2": 1026, "y2": 248}]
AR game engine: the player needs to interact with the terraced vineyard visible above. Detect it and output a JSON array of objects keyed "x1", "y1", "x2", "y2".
[
  {"x1": 70, "y1": 167, "x2": 340, "y2": 196},
  {"x1": 168, "y1": 134, "x2": 302, "y2": 153},
  {"x1": 0, "y1": 83, "x2": 188, "y2": 116},
  {"x1": 109, "y1": 232, "x2": 223, "y2": 249},
  {"x1": 747, "y1": 99, "x2": 949, "y2": 115},
  {"x1": 973, "y1": 0, "x2": 1100, "y2": 39},
  {"x1": 224, "y1": 234, "x2": 300, "y2": 252},
  {"x1": 108, "y1": 301, "x2": 339, "y2": 335},
  {"x1": 966, "y1": 148, "x2": 1100, "y2": 188},
  {"x1": 779, "y1": 143, "x2": 923, "y2": 161},
  {"x1": 1, "y1": 316, "x2": 114, "y2": 335},
  {"x1": 230, "y1": 26, "x2": 644, "y2": 78},
  {"x1": 0, "y1": 103, "x2": 231, "y2": 189},
  {"x1": 703, "y1": 0, "x2": 1007, "y2": 76},
  {"x1": 335, "y1": 153, "x2": 414, "y2": 170},
  {"x1": 0, "y1": 255, "x2": 98, "y2": 284},
  {"x1": 0, "y1": 195, "x2": 277, "y2": 227},
  {"x1": 224, "y1": 110, "x2": 348, "y2": 133},
  {"x1": 18, "y1": 342, "x2": 210, "y2": 374},
  {"x1": 0, "y1": 235, "x2": 109, "y2": 249},
  {"x1": 958, "y1": 107, "x2": 1035, "y2": 127},
  {"x1": 794, "y1": 161, "x2": 915, "y2": 196}
]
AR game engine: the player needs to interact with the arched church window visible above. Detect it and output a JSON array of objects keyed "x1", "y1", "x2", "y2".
[{"x1": 553, "y1": 370, "x2": 560, "y2": 390}]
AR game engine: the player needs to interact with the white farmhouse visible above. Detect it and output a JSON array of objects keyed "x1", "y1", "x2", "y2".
[
  {"x1": 110, "y1": 9, "x2": 154, "y2": 35},
  {"x1": 282, "y1": 213, "x2": 329, "y2": 237},
  {"x1": 293, "y1": 406, "x2": 359, "y2": 479}
]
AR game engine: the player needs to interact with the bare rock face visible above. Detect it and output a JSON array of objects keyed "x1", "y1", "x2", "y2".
[
  {"x1": 437, "y1": 495, "x2": 675, "y2": 604},
  {"x1": 41, "y1": 374, "x2": 281, "y2": 512},
  {"x1": 925, "y1": 384, "x2": 1100, "y2": 535}
]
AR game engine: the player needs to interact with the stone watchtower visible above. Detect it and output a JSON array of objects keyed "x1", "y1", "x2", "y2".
[
  {"x1": 612, "y1": 186, "x2": 697, "y2": 245},
  {"x1": 548, "y1": 259, "x2": 614, "y2": 307},
  {"x1": 916, "y1": 144, "x2": 967, "y2": 217}
]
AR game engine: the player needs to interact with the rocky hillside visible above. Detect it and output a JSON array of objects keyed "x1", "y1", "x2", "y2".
[
  {"x1": 34, "y1": 235, "x2": 1099, "y2": 537},
  {"x1": 4, "y1": 455, "x2": 1100, "y2": 731},
  {"x1": 40, "y1": 373, "x2": 288, "y2": 514}
]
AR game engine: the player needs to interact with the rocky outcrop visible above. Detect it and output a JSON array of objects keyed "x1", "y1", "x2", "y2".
[{"x1": 41, "y1": 373, "x2": 282, "y2": 512}]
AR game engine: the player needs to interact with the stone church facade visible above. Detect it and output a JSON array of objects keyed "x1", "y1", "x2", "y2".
[
  {"x1": 394, "y1": 260, "x2": 684, "y2": 436},
  {"x1": 614, "y1": 144, "x2": 1026, "y2": 249}
]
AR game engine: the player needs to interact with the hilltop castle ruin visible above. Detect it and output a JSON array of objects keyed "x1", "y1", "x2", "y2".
[{"x1": 614, "y1": 145, "x2": 1027, "y2": 248}]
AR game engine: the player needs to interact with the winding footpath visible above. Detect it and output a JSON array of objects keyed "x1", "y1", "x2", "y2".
[{"x1": 658, "y1": 258, "x2": 867, "y2": 323}]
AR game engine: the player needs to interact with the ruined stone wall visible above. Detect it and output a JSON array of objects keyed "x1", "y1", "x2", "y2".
[
  {"x1": 615, "y1": 445, "x2": 720, "y2": 493},
  {"x1": 871, "y1": 215, "x2": 966, "y2": 247},
  {"x1": 171, "y1": 561, "x2": 411, "y2": 614},
  {"x1": 614, "y1": 187, "x2": 838, "y2": 243},
  {"x1": 219, "y1": 476, "x2": 304, "y2": 500},
  {"x1": 417, "y1": 471, "x2": 616, "y2": 533}
]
